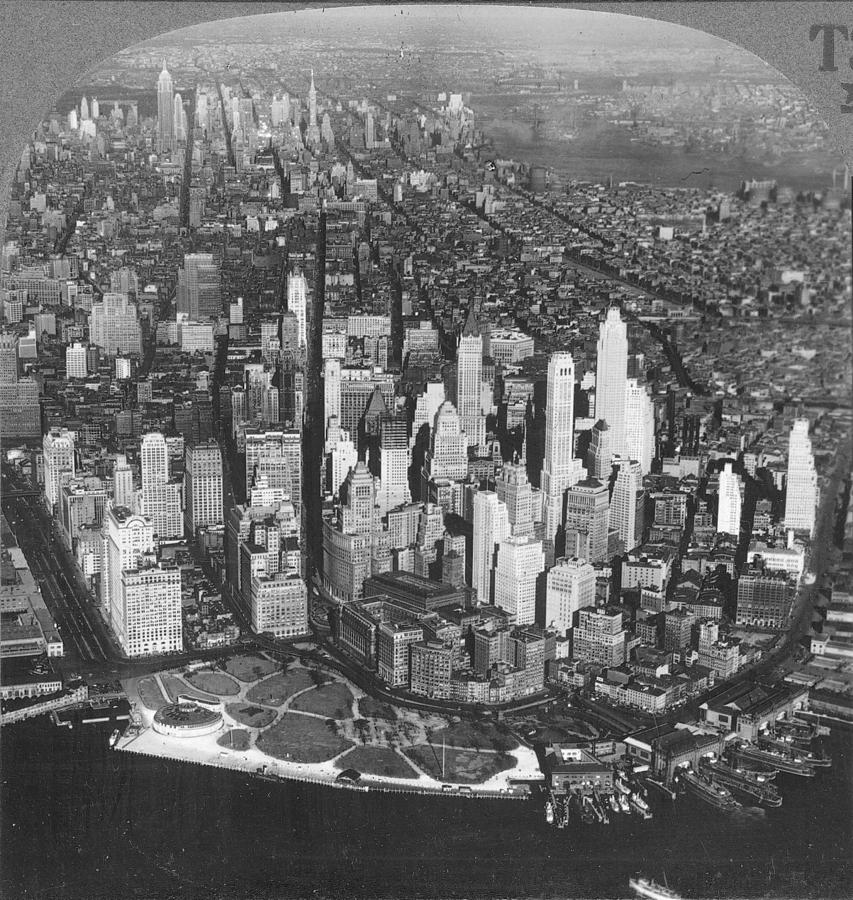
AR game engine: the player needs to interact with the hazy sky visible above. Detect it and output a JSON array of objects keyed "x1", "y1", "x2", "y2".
[{"x1": 158, "y1": 5, "x2": 739, "y2": 55}]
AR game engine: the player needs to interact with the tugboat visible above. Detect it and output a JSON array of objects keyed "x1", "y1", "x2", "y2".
[
  {"x1": 700, "y1": 757, "x2": 782, "y2": 808},
  {"x1": 618, "y1": 793, "x2": 630, "y2": 814},
  {"x1": 630, "y1": 791, "x2": 653, "y2": 819},
  {"x1": 609, "y1": 794, "x2": 621, "y2": 814},
  {"x1": 629, "y1": 876, "x2": 683, "y2": 900},
  {"x1": 545, "y1": 800, "x2": 555, "y2": 825},
  {"x1": 108, "y1": 728, "x2": 121, "y2": 748}
]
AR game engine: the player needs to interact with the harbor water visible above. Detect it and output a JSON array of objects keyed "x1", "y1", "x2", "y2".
[{"x1": 2, "y1": 717, "x2": 851, "y2": 899}]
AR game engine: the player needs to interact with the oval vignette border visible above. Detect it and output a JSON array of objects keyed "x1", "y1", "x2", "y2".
[{"x1": 0, "y1": 0, "x2": 852, "y2": 240}]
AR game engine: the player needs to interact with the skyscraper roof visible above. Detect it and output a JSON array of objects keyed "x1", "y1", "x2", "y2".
[{"x1": 461, "y1": 303, "x2": 480, "y2": 338}]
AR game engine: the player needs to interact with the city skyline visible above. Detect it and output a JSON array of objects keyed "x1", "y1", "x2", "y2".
[{"x1": 1, "y1": 8, "x2": 851, "y2": 900}]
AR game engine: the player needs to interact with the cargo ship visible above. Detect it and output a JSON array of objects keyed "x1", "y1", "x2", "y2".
[
  {"x1": 699, "y1": 756, "x2": 782, "y2": 807},
  {"x1": 677, "y1": 769, "x2": 742, "y2": 811},
  {"x1": 728, "y1": 741, "x2": 815, "y2": 777}
]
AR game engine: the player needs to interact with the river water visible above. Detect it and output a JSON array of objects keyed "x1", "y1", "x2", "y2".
[{"x1": 2, "y1": 717, "x2": 851, "y2": 899}]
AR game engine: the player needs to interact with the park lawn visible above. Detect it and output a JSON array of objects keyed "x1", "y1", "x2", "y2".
[
  {"x1": 404, "y1": 745, "x2": 517, "y2": 784},
  {"x1": 137, "y1": 676, "x2": 167, "y2": 711},
  {"x1": 290, "y1": 683, "x2": 354, "y2": 720},
  {"x1": 256, "y1": 713, "x2": 353, "y2": 763},
  {"x1": 428, "y1": 720, "x2": 519, "y2": 752},
  {"x1": 223, "y1": 654, "x2": 278, "y2": 683},
  {"x1": 246, "y1": 669, "x2": 316, "y2": 706},
  {"x1": 160, "y1": 673, "x2": 209, "y2": 703},
  {"x1": 184, "y1": 670, "x2": 241, "y2": 696},
  {"x1": 217, "y1": 729, "x2": 251, "y2": 751},
  {"x1": 335, "y1": 746, "x2": 419, "y2": 780},
  {"x1": 357, "y1": 696, "x2": 398, "y2": 721},
  {"x1": 225, "y1": 702, "x2": 277, "y2": 729}
]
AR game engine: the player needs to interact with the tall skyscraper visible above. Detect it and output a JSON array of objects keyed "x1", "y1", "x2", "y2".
[
  {"x1": 471, "y1": 491, "x2": 510, "y2": 604},
  {"x1": 102, "y1": 505, "x2": 155, "y2": 620},
  {"x1": 422, "y1": 401, "x2": 468, "y2": 514},
  {"x1": 306, "y1": 70, "x2": 320, "y2": 146},
  {"x1": 245, "y1": 429, "x2": 302, "y2": 524},
  {"x1": 43, "y1": 428, "x2": 76, "y2": 512},
  {"x1": 496, "y1": 460, "x2": 534, "y2": 536},
  {"x1": 0, "y1": 332, "x2": 19, "y2": 382},
  {"x1": 340, "y1": 461, "x2": 376, "y2": 535},
  {"x1": 456, "y1": 305, "x2": 485, "y2": 450},
  {"x1": 377, "y1": 416, "x2": 411, "y2": 517},
  {"x1": 625, "y1": 378, "x2": 655, "y2": 475},
  {"x1": 717, "y1": 462, "x2": 743, "y2": 537},
  {"x1": 494, "y1": 535, "x2": 544, "y2": 625},
  {"x1": 586, "y1": 419, "x2": 613, "y2": 481},
  {"x1": 89, "y1": 293, "x2": 142, "y2": 356},
  {"x1": 595, "y1": 307, "x2": 628, "y2": 460},
  {"x1": 156, "y1": 60, "x2": 174, "y2": 153},
  {"x1": 784, "y1": 419, "x2": 818, "y2": 536},
  {"x1": 287, "y1": 271, "x2": 308, "y2": 350},
  {"x1": 545, "y1": 556, "x2": 596, "y2": 635},
  {"x1": 65, "y1": 342, "x2": 88, "y2": 378},
  {"x1": 540, "y1": 352, "x2": 586, "y2": 540},
  {"x1": 140, "y1": 432, "x2": 169, "y2": 488},
  {"x1": 112, "y1": 454, "x2": 135, "y2": 510},
  {"x1": 185, "y1": 441, "x2": 224, "y2": 535},
  {"x1": 609, "y1": 459, "x2": 644, "y2": 552},
  {"x1": 323, "y1": 357, "x2": 341, "y2": 435},
  {"x1": 564, "y1": 477, "x2": 610, "y2": 563},
  {"x1": 177, "y1": 253, "x2": 221, "y2": 321}
]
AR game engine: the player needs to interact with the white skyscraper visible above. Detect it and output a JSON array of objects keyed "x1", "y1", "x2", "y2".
[
  {"x1": 595, "y1": 307, "x2": 629, "y2": 460},
  {"x1": 65, "y1": 342, "x2": 88, "y2": 378},
  {"x1": 112, "y1": 454, "x2": 135, "y2": 510},
  {"x1": 287, "y1": 271, "x2": 308, "y2": 350},
  {"x1": 102, "y1": 505, "x2": 155, "y2": 620},
  {"x1": 472, "y1": 491, "x2": 510, "y2": 604},
  {"x1": 609, "y1": 459, "x2": 644, "y2": 552},
  {"x1": 717, "y1": 462, "x2": 743, "y2": 537},
  {"x1": 156, "y1": 61, "x2": 174, "y2": 153},
  {"x1": 545, "y1": 556, "x2": 596, "y2": 635},
  {"x1": 456, "y1": 305, "x2": 485, "y2": 450},
  {"x1": 185, "y1": 441, "x2": 224, "y2": 534},
  {"x1": 540, "y1": 352, "x2": 586, "y2": 540},
  {"x1": 625, "y1": 378, "x2": 655, "y2": 475},
  {"x1": 323, "y1": 357, "x2": 341, "y2": 435},
  {"x1": 140, "y1": 432, "x2": 169, "y2": 488},
  {"x1": 494, "y1": 535, "x2": 545, "y2": 625},
  {"x1": 784, "y1": 419, "x2": 818, "y2": 536},
  {"x1": 377, "y1": 416, "x2": 411, "y2": 517},
  {"x1": 43, "y1": 428, "x2": 76, "y2": 512},
  {"x1": 118, "y1": 561, "x2": 182, "y2": 657}
]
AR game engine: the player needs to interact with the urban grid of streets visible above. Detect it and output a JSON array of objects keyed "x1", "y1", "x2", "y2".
[{"x1": 1, "y1": 19, "x2": 852, "y2": 748}]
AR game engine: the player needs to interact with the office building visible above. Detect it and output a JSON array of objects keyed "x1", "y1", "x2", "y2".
[
  {"x1": 717, "y1": 462, "x2": 743, "y2": 537},
  {"x1": 493, "y1": 534, "x2": 544, "y2": 625},
  {"x1": 456, "y1": 305, "x2": 485, "y2": 450},
  {"x1": 625, "y1": 378, "x2": 655, "y2": 475},
  {"x1": 784, "y1": 419, "x2": 818, "y2": 537},
  {"x1": 177, "y1": 253, "x2": 221, "y2": 321},
  {"x1": 185, "y1": 441, "x2": 223, "y2": 535},
  {"x1": 540, "y1": 352, "x2": 585, "y2": 540},
  {"x1": 377, "y1": 415, "x2": 411, "y2": 517},
  {"x1": 496, "y1": 460, "x2": 534, "y2": 537},
  {"x1": 89, "y1": 293, "x2": 142, "y2": 356},
  {"x1": 595, "y1": 307, "x2": 628, "y2": 460},
  {"x1": 422, "y1": 401, "x2": 468, "y2": 514},
  {"x1": 43, "y1": 428, "x2": 76, "y2": 512},
  {"x1": 471, "y1": 490, "x2": 510, "y2": 604},
  {"x1": 563, "y1": 477, "x2": 610, "y2": 563},
  {"x1": 609, "y1": 459, "x2": 644, "y2": 553},
  {"x1": 157, "y1": 61, "x2": 174, "y2": 153},
  {"x1": 574, "y1": 607, "x2": 626, "y2": 666},
  {"x1": 287, "y1": 271, "x2": 308, "y2": 350},
  {"x1": 546, "y1": 556, "x2": 596, "y2": 635},
  {"x1": 65, "y1": 342, "x2": 88, "y2": 378},
  {"x1": 117, "y1": 561, "x2": 182, "y2": 657}
]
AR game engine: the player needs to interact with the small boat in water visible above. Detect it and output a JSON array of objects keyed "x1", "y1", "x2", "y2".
[
  {"x1": 109, "y1": 728, "x2": 120, "y2": 748},
  {"x1": 545, "y1": 801, "x2": 555, "y2": 825},
  {"x1": 629, "y1": 876, "x2": 683, "y2": 900}
]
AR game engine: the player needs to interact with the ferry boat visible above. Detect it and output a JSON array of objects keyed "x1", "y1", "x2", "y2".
[
  {"x1": 700, "y1": 757, "x2": 782, "y2": 808},
  {"x1": 629, "y1": 876, "x2": 683, "y2": 900},
  {"x1": 108, "y1": 728, "x2": 121, "y2": 748},
  {"x1": 678, "y1": 769, "x2": 742, "y2": 811},
  {"x1": 729, "y1": 741, "x2": 816, "y2": 777}
]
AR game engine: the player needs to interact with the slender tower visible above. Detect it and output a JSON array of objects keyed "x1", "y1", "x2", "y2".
[
  {"x1": 540, "y1": 351, "x2": 585, "y2": 540},
  {"x1": 784, "y1": 419, "x2": 818, "y2": 536},
  {"x1": 595, "y1": 307, "x2": 628, "y2": 461},
  {"x1": 456, "y1": 305, "x2": 485, "y2": 450},
  {"x1": 157, "y1": 61, "x2": 174, "y2": 153}
]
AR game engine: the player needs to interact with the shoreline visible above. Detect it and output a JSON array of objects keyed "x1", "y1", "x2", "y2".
[{"x1": 117, "y1": 666, "x2": 543, "y2": 801}]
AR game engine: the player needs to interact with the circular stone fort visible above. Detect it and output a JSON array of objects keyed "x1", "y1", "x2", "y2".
[{"x1": 153, "y1": 702, "x2": 223, "y2": 738}]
